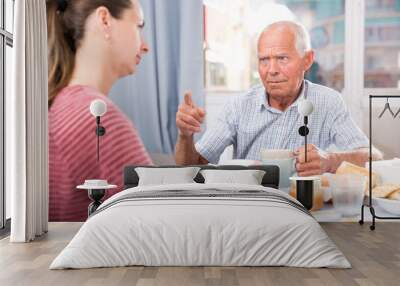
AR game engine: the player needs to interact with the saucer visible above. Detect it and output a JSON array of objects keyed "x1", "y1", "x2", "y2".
[
  {"x1": 77, "y1": 179, "x2": 117, "y2": 190},
  {"x1": 289, "y1": 176, "x2": 320, "y2": 181}
]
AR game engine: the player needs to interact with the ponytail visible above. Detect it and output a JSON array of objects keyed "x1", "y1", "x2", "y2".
[{"x1": 47, "y1": 1, "x2": 75, "y2": 106}]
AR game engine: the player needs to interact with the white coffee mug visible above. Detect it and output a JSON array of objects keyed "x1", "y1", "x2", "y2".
[{"x1": 260, "y1": 149, "x2": 296, "y2": 189}]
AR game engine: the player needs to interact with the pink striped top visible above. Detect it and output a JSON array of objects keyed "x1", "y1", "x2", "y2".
[{"x1": 49, "y1": 85, "x2": 152, "y2": 221}]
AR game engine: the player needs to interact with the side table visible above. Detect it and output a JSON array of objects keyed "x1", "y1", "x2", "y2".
[{"x1": 77, "y1": 180, "x2": 117, "y2": 217}]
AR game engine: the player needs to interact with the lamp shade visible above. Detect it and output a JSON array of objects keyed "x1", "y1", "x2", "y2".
[
  {"x1": 298, "y1": 99, "x2": 314, "y2": 116},
  {"x1": 90, "y1": 99, "x2": 107, "y2": 117}
]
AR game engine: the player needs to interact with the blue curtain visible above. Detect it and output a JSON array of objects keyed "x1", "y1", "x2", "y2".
[{"x1": 109, "y1": 0, "x2": 204, "y2": 154}]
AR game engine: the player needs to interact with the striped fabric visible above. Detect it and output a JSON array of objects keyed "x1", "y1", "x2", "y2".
[
  {"x1": 49, "y1": 85, "x2": 152, "y2": 222},
  {"x1": 196, "y1": 80, "x2": 369, "y2": 164}
]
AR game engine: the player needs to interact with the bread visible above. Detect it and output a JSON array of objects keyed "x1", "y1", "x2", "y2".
[
  {"x1": 290, "y1": 180, "x2": 324, "y2": 211},
  {"x1": 371, "y1": 184, "x2": 400, "y2": 198},
  {"x1": 335, "y1": 161, "x2": 380, "y2": 193},
  {"x1": 388, "y1": 190, "x2": 400, "y2": 200},
  {"x1": 320, "y1": 175, "x2": 330, "y2": 188}
]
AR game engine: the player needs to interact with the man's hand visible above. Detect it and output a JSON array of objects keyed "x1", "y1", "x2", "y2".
[
  {"x1": 294, "y1": 144, "x2": 332, "y2": 176},
  {"x1": 176, "y1": 91, "x2": 206, "y2": 137}
]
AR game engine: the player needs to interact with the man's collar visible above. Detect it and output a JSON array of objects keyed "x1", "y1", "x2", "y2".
[{"x1": 258, "y1": 80, "x2": 308, "y2": 112}]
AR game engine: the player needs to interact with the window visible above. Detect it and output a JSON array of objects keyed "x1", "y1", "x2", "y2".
[
  {"x1": 5, "y1": 0, "x2": 13, "y2": 33},
  {"x1": 203, "y1": 0, "x2": 345, "y2": 92},
  {"x1": 282, "y1": 0, "x2": 345, "y2": 91},
  {"x1": 1, "y1": 0, "x2": 14, "y2": 231},
  {"x1": 364, "y1": 0, "x2": 400, "y2": 88},
  {"x1": 204, "y1": 0, "x2": 252, "y2": 91}
]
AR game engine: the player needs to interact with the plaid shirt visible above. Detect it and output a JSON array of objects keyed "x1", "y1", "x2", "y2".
[{"x1": 196, "y1": 80, "x2": 369, "y2": 164}]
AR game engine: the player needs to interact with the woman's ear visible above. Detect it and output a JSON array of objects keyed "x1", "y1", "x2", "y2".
[
  {"x1": 95, "y1": 6, "x2": 112, "y2": 37},
  {"x1": 303, "y1": 50, "x2": 315, "y2": 72}
]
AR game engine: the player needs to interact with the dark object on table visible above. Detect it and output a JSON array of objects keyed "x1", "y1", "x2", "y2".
[{"x1": 296, "y1": 180, "x2": 314, "y2": 210}]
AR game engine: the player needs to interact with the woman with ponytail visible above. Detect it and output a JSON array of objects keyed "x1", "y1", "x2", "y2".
[{"x1": 47, "y1": 0, "x2": 152, "y2": 221}]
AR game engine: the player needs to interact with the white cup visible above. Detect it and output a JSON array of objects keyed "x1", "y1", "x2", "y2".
[{"x1": 260, "y1": 149, "x2": 295, "y2": 189}]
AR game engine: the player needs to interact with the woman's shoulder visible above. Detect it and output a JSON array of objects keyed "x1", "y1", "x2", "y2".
[
  {"x1": 50, "y1": 85, "x2": 109, "y2": 110},
  {"x1": 48, "y1": 85, "x2": 135, "y2": 138},
  {"x1": 49, "y1": 85, "x2": 120, "y2": 123}
]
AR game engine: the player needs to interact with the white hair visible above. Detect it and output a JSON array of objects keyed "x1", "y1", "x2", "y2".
[{"x1": 260, "y1": 21, "x2": 312, "y2": 56}]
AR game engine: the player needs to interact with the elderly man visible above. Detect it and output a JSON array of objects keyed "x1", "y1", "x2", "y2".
[{"x1": 175, "y1": 21, "x2": 381, "y2": 176}]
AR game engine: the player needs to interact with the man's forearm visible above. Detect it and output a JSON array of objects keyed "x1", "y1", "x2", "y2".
[
  {"x1": 327, "y1": 147, "x2": 383, "y2": 173},
  {"x1": 175, "y1": 134, "x2": 207, "y2": 165}
]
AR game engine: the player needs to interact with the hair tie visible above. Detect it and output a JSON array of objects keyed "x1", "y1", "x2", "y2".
[{"x1": 56, "y1": 0, "x2": 68, "y2": 13}]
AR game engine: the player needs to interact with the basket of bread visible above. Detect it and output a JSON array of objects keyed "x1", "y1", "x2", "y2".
[
  {"x1": 289, "y1": 159, "x2": 400, "y2": 215},
  {"x1": 366, "y1": 159, "x2": 400, "y2": 215}
]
